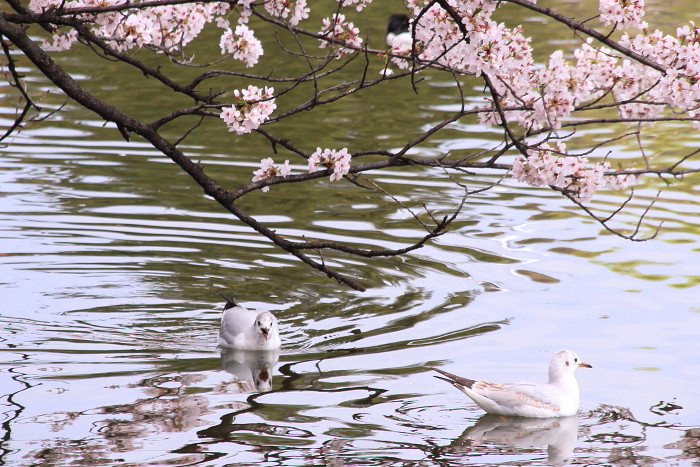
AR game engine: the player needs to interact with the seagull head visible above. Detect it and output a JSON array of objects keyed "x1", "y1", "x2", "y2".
[
  {"x1": 255, "y1": 312, "x2": 276, "y2": 341},
  {"x1": 550, "y1": 349, "x2": 592, "y2": 380},
  {"x1": 387, "y1": 14, "x2": 409, "y2": 36}
]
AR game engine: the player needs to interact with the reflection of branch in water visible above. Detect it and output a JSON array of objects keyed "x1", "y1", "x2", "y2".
[
  {"x1": 196, "y1": 382, "x2": 386, "y2": 441},
  {"x1": 664, "y1": 427, "x2": 700, "y2": 463},
  {"x1": 588, "y1": 403, "x2": 685, "y2": 430},
  {"x1": 19, "y1": 371, "x2": 215, "y2": 465},
  {"x1": 281, "y1": 319, "x2": 509, "y2": 369},
  {"x1": 579, "y1": 404, "x2": 694, "y2": 466},
  {"x1": 0, "y1": 354, "x2": 36, "y2": 465},
  {"x1": 197, "y1": 420, "x2": 313, "y2": 440},
  {"x1": 649, "y1": 400, "x2": 683, "y2": 416},
  {"x1": 197, "y1": 350, "x2": 390, "y2": 444}
]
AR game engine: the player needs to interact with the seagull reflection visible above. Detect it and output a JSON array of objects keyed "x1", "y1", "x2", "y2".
[
  {"x1": 449, "y1": 414, "x2": 578, "y2": 466},
  {"x1": 219, "y1": 348, "x2": 279, "y2": 393}
]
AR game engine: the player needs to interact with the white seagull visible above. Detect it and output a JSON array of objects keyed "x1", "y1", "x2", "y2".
[
  {"x1": 217, "y1": 293, "x2": 281, "y2": 351},
  {"x1": 433, "y1": 349, "x2": 591, "y2": 418}
]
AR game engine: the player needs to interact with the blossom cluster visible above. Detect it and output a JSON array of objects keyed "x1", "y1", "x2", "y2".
[
  {"x1": 252, "y1": 158, "x2": 291, "y2": 192},
  {"x1": 26, "y1": 0, "x2": 700, "y2": 201},
  {"x1": 220, "y1": 86, "x2": 276, "y2": 135},
  {"x1": 251, "y1": 148, "x2": 352, "y2": 192},
  {"x1": 400, "y1": 0, "x2": 536, "y2": 127},
  {"x1": 399, "y1": 0, "x2": 700, "y2": 134},
  {"x1": 219, "y1": 24, "x2": 263, "y2": 67},
  {"x1": 27, "y1": 0, "x2": 294, "y2": 68},
  {"x1": 599, "y1": 0, "x2": 645, "y2": 29},
  {"x1": 29, "y1": 0, "x2": 230, "y2": 55},
  {"x1": 308, "y1": 148, "x2": 352, "y2": 181},
  {"x1": 337, "y1": 0, "x2": 373, "y2": 12},
  {"x1": 511, "y1": 144, "x2": 638, "y2": 203},
  {"x1": 262, "y1": 0, "x2": 310, "y2": 26},
  {"x1": 405, "y1": 0, "x2": 528, "y2": 77},
  {"x1": 318, "y1": 14, "x2": 363, "y2": 58},
  {"x1": 41, "y1": 29, "x2": 79, "y2": 52}
]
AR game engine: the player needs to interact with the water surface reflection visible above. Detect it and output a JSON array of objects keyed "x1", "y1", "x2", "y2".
[{"x1": 2, "y1": 6, "x2": 699, "y2": 464}]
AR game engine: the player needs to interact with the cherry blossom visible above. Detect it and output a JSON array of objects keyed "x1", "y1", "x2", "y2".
[
  {"x1": 510, "y1": 144, "x2": 637, "y2": 203},
  {"x1": 219, "y1": 24, "x2": 263, "y2": 67},
  {"x1": 338, "y1": 0, "x2": 373, "y2": 12},
  {"x1": 599, "y1": 0, "x2": 645, "y2": 29},
  {"x1": 252, "y1": 158, "x2": 291, "y2": 192},
  {"x1": 41, "y1": 29, "x2": 79, "y2": 51},
  {"x1": 28, "y1": 0, "x2": 231, "y2": 55},
  {"x1": 307, "y1": 148, "x2": 352, "y2": 181},
  {"x1": 318, "y1": 14, "x2": 363, "y2": 57},
  {"x1": 15, "y1": 0, "x2": 699, "y2": 204},
  {"x1": 602, "y1": 164, "x2": 640, "y2": 190},
  {"x1": 264, "y1": 0, "x2": 309, "y2": 26},
  {"x1": 220, "y1": 86, "x2": 276, "y2": 135}
]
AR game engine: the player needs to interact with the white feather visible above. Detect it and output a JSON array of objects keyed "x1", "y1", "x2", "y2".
[
  {"x1": 218, "y1": 303, "x2": 281, "y2": 351},
  {"x1": 434, "y1": 349, "x2": 591, "y2": 418}
]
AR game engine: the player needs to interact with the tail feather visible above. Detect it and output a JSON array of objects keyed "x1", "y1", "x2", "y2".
[
  {"x1": 215, "y1": 291, "x2": 237, "y2": 311},
  {"x1": 431, "y1": 367, "x2": 476, "y2": 389}
]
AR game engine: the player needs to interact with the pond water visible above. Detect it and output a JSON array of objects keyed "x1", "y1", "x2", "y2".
[{"x1": 1, "y1": 1, "x2": 700, "y2": 466}]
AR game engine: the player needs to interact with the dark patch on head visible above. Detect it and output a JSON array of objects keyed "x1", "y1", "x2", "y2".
[{"x1": 387, "y1": 13, "x2": 409, "y2": 35}]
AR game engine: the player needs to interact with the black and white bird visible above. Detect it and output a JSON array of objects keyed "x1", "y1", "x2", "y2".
[
  {"x1": 385, "y1": 13, "x2": 412, "y2": 50},
  {"x1": 217, "y1": 293, "x2": 281, "y2": 350},
  {"x1": 433, "y1": 349, "x2": 591, "y2": 418}
]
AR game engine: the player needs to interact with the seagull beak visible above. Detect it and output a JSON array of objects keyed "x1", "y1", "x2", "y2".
[
  {"x1": 261, "y1": 328, "x2": 269, "y2": 340},
  {"x1": 578, "y1": 361, "x2": 592, "y2": 368}
]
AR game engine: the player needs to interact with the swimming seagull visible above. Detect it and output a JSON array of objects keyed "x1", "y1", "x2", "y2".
[
  {"x1": 433, "y1": 349, "x2": 591, "y2": 418},
  {"x1": 385, "y1": 13, "x2": 412, "y2": 50},
  {"x1": 217, "y1": 292, "x2": 281, "y2": 350}
]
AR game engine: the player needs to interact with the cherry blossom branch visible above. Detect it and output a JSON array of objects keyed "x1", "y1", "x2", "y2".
[
  {"x1": 3, "y1": 0, "x2": 699, "y2": 290},
  {"x1": 554, "y1": 186, "x2": 663, "y2": 241},
  {"x1": 0, "y1": 15, "x2": 373, "y2": 290},
  {"x1": 0, "y1": 38, "x2": 42, "y2": 141},
  {"x1": 31, "y1": 0, "x2": 227, "y2": 16},
  {"x1": 0, "y1": 9, "x2": 496, "y2": 291},
  {"x1": 499, "y1": 0, "x2": 669, "y2": 73}
]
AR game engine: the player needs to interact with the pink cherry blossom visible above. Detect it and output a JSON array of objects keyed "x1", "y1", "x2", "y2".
[
  {"x1": 219, "y1": 24, "x2": 263, "y2": 67},
  {"x1": 337, "y1": 0, "x2": 373, "y2": 12},
  {"x1": 264, "y1": 0, "x2": 309, "y2": 26},
  {"x1": 318, "y1": 14, "x2": 363, "y2": 58},
  {"x1": 599, "y1": 0, "x2": 645, "y2": 29},
  {"x1": 252, "y1": 158, "x2": 291, "y2": 192},
  {"x1": 28, "y1": 0, "x2": 231, "y2": 55},
  {"x1": 41, "y1": 29, "x2": 79, "y2": 51},
  {"x1": 510, "y1": 143, "x2": 637, "y2": 203},
  {"x1": 220, "y1": 86, "x2": 276, "y2": 135},
  {"x1": 308, "y1": 148, "x2": 352, "y2": 181}
]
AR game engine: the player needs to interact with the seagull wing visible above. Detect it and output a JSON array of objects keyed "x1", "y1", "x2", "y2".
[
  {"x1": 219, "y1": 306, "x2": 257, "y2": 348},
  {"x1": 472, "y1": 381, "x2": 562, "y2": 414}
]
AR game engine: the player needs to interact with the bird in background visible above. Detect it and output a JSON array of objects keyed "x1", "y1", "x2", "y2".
[
  {"x1": 385, "y1": 13, "x2": 412, "y2": 50},
  {"x1": 217, "y1": 292, "x2": 281, "y2": 350},
  {"x1": 433, "y1": 349, "x2": 591, "y2": 418}
]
